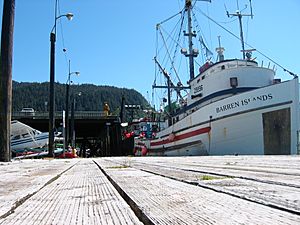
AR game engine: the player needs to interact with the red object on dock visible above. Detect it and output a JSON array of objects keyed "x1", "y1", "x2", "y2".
[
  {"x1": 56, "y1": 152, "x2": 77, "y2": 158},
  {"x1": 141, "y1": 146, "x2": 147, "y2": 156}
]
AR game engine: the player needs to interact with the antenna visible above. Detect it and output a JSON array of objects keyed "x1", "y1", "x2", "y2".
[
  {"x1": 224, "y1": 4, "x2": 230, "y2": 17},
  {"x1": 216, "y1": 36, "x2": 225, "y2": 62},
  {"x1": 236, "y1": 0, "x2": 240, "y2": 10},
  {"x1": 249, "y1": 0, "x2": 254, "y2": 19},
  {"x1": 226, "y1": 0, "x2": 254, "y2": 59}
]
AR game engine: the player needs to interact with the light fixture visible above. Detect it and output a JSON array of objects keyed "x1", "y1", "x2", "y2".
[{"x1": 66, "y1": 13, "x2": 74, "y2": 21}]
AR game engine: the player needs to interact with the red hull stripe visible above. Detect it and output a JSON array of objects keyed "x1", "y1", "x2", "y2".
[{"x1": 150, "y1": 127, "x2": 211, "y2": 147}]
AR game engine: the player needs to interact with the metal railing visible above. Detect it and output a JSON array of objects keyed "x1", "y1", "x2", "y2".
[{"x1": 12, "y1": 111, "x2": 117, "y2": 120}]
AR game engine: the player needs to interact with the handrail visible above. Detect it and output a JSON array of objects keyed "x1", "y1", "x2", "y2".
[{"x1": 12, "y1": 111, "x2": 117, "y2": 119}]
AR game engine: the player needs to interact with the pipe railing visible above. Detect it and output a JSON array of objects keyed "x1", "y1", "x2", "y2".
[{"x1": 12, "y1": 111, "x2": 116, "y2": 119}]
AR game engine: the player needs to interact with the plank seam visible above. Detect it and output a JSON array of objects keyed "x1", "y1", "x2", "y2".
[
  {"x1": 93, "y1": 160, "x2": 154, "y2": 225},
  {"x1": 0, "y1": 161, "x2": 78, "y2": 219},
  {"x1": 138, "y1": 168, "x2": 300, "y2": 216}
]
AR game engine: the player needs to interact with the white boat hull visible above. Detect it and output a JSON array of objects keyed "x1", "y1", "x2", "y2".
[
  {"x1": 11, "y1": 133, "x2": 49, "y2": 152},
  {"x1": 135, "y1": 78, "x2": 300, "y2": 156}
]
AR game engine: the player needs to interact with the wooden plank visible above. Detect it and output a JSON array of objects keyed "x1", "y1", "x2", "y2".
[
  {"x1": 96, "y1": 157, "x2": 300, "y2": 225},
  {"x1": 117, "y1": 158, "x2": 300, "y2": 214},
  {"x1": 0, "y1": 159, "x2": 142, "y2": 225},
  {"x1": 0, "y1": 159, "x2": 77, "y2": 217},
  {"x1": 105, "y1": 156, "x2": 300, "y2": 213},
  {"x1": 124, "y1": 156, "x2": 300, "y2": 186}
]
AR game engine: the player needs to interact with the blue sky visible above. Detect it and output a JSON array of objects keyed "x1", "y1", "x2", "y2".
[{"x1": 1, "y1": 0, "x2": 299, "y2": 104}]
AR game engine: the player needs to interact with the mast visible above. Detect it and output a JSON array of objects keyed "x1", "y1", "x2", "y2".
[
  {"x1": 185, "y1": 0, "x2": 196, "y2": 80},
  {"x1": 226, "y1": 1, "x2": 254, "y2": 59},
  {"x1": 180, "y1": 0, "x2": 200, "y2": 81},
  {"x1": 237, "y1": 12, "x2": 245, "y2": 59}
]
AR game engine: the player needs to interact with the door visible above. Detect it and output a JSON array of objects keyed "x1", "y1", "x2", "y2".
[{"x1": 263, "y1": 108, "x2": 291, "y2": 155}]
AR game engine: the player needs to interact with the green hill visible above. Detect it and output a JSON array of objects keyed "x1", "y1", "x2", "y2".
[{"x1": 12, "y1": 81, "x2": 150, "y2": 116}]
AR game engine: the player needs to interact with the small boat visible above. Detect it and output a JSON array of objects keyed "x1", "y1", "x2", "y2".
[
  {"x1": 11, "y1": 120, "x2": 49, "y2": 153},
  {"x1": 134, "y1": 0, "x2": 299, "y2": 156}
]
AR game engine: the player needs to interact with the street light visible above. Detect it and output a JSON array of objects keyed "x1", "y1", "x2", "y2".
[
  {"x1": 70, "y1": 92, "x2": 82, "y2": 149},
  {"x1": 65, "y1": 60, "x2": 80, "y2": 152},
  {"x1": 48, "y1": 0, "x2": 74, "y2": 157}
]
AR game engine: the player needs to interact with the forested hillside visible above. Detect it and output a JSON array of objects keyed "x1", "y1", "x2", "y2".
[{"x1": 12, "y1": 81, "x2": 150, "y2": 115}]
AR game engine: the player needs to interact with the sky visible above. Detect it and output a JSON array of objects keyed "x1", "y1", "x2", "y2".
[{"x1": 0, "y1": 0, "x2": 299, "y2": 106}]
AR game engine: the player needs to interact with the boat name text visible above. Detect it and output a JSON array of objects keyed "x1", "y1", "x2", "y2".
[
  {"x1": 216, "y1": 94, "x2": 273, "y2": 113},
  {"x1": 193, "y1": 85, "x2": 203, "y2": 94}
]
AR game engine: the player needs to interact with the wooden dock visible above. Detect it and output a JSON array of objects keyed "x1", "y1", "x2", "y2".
[{"x1": 0, "y1": 156, "x2": 300, "y2": 224}]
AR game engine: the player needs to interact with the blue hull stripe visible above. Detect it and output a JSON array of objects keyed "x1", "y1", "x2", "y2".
[
  {"x1": 173, "y1": 87, "x2": 257, "y2": 116},
  {"x1": 11, "y1": 135, "x2": 49, "y2": 146}
]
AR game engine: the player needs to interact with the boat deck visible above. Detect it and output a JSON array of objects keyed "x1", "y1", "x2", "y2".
[{"x1": 0, "y1": 156, "x2": 299, "y2": 224}]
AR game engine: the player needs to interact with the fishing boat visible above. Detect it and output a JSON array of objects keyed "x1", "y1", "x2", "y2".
[{"x1": 134, "y1": 0, "x2": 299, "y2": 156}]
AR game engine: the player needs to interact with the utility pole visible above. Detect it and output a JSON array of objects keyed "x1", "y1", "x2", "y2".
[
  {"x1": 0, "y1": 0, "x2": 15, "y2": 162},
  {"x1": 119, "y1": 95, "x2": 125, "y2": 123},
  {"x1": 70, "y1": 99, "x2": 75, "y2": 148},
  {"x1": 48, "y1": 31, "x2": 55, "y2": 157},
  {"x1": 65, "y1": 61, "x2": 71, "y2": 151}
]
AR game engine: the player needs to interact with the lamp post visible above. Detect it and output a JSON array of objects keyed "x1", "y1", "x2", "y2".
[
  {"x1": 70, "y1": 92, "x2": 82, "y2": 149},
  {"x1": 48, "y1": 0, "x2": 73, "y2": 157},
  {"x1": 65, "y1": 60, "x2": 79, "y2": 152}
]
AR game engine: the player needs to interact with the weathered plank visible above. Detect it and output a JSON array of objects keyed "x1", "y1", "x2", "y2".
[
  {"x1": 116, "y1": 159, "x2": 300, "y2": 214},
  {"x1": 103, "y1": 156, "x2": 300, "y2": 213},
  {"x1": 0, "y1": 159, "x2": 77, "y2": 217},
  {"x1": 96, "y1": 157, "x2": 300, "y2": 225},
  {"x1": 0, "y1": 159, "x2": 142, "y2": 225}
]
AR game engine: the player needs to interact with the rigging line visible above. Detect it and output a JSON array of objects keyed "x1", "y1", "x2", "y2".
[
  {"x1": 158, "y1": 16, "x2": 185, "y2": 53},
  {"x1": 57, "y1": 0, "x2": 69, "y2": 66},
  {"x1": 154, "y1": 29, "x2": 159, "y2": 86},
  {"x1": 177, "y1": 0, "x2": 181, "y2": 11},
  {"x1": 168, "y1": 24, "x2": 182, "y2": 73},
  {"x1": 170, "y1": 10, "x2": 186, "y2": 77},
  {"x1": 177, "y1": 52, "x2": 188, "y2": 95},
  {"x1": 192, "y1": 0, "x2": 212, "y2": 54},
  {"x1": 192, "y1": 12, "x2": 214, "y2": 63},
  {"x1": 158, "y1": 26, "x2": 182, "y2": 83},
  {"x1": 157, "y1": 9, "x2": 184, "y2": 26},
  {"x1": 152, "y1": 90, "x2": 155, "y2": 109},
  {"x1": 219, "y1": 18, "x2": 238, "y2": 24},
  {"x1": 195, "y1": 7, "x2": 298, "y2": 77},
  {"x1": 236, "y1": 0, "x2": 240, "y2": 11},
  {"x1": 156, "y1": 23, "x2": 182, "y2": 60},
  {"x1": 172, "y1": 11, "x2": 186, "y2": 58},
  {"x1": 192, "y1": 11, "x2": 211, "y2": 56},
  {"x1": 205, "y1": 1, "x2": 213, "y2": 53},
  {"x1": 246, "y1": 16, "x2": 249, "y2": 43}
]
